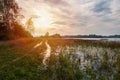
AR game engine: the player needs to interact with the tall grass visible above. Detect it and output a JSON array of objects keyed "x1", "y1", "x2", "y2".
[{"x1": 0, "y1": 38, "x2": 120, "y2": 80}]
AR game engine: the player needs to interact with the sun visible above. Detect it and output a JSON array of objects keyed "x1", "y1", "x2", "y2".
[
  {"x1": 21, "y1": 6, "x2": 55, "y2": 37},
  {"x1": 33, "y1": 9, "x2": 53, "y2": 29}
]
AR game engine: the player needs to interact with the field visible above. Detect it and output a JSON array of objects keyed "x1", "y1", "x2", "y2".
[{"x1": 0, "y1": 38, "x2": 120, "y2": 80}]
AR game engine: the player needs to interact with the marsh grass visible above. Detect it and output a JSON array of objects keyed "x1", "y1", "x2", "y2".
[{"x1": 0, "y1": 38, "x2": 120, "y2": 80}]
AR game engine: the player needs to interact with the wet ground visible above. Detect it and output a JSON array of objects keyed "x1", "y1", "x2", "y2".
[{"x1": 0, "y1": 38, "x2": 120, "y2": 80}]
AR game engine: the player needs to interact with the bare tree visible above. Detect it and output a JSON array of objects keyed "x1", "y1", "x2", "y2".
[{"x1": 25, "y1": 15, "x2": 39, "y2": 35}]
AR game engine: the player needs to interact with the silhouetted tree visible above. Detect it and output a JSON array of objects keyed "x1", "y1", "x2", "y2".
[
  {"x1": 0, "y1": 0, "x2": 32, "y2": 40},
  {"x1": 0, "y1": 0, "x2": 3, "y2": 21},
  {"x1": 3, "y1": 0, "x2": 19, "y2": 28},
  {"x1": 0, "y1": 0, "x2": 8, "y2": 40},
  {"x1": 45, "y1": 32, "x2": 49, "y2": 37}
]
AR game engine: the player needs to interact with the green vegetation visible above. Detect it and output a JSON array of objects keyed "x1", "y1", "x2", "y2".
[{"x1": 0, "y1": 38, "x2": 120, "y2": 80}]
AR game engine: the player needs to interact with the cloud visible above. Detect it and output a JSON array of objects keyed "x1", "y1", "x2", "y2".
[
  {"x1": 93, "y1": 0, "x2": 111, "y2": 13},
  {"x1": 52, "y1": 21, "x2": 67, "y2": 25},
  {"x1": 44, "y1": 0, "x2": 70, "y2": 6},
  {"x1": 16, "y1": 0, "x2": 120, "y2": 35}
]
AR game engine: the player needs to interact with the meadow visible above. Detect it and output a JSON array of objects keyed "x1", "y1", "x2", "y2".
[{"x1": 0, "y1": 38, "x2": 120, "y2": 80}]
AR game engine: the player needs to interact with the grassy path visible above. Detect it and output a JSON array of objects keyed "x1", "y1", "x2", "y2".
[
  {"x1": 0, "y1": 40, "x2": 55, "y2": 69},
  {"x1": 0, "y1": 40, "x2": 43, "y2": 69}
]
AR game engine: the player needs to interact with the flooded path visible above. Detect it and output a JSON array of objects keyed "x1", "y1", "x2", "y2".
[
  {"x1": 1, "y1": 40, "x2": 52, "y2": 68},
  {"x1": 33, "y1": 42, "x2": 43, "y2": 49},
  {"x1": 43, "y1": 41, "x2": 51, "y2": 66}
]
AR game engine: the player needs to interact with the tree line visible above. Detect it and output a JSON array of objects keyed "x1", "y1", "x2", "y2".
[{"x1": 64, "y1": 34, "x2": 120, "y2": 38}]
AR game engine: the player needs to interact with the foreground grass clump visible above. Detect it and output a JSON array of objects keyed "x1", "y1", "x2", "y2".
[{"x1": 0, "y1": 38, "x2": 120, "y2": 80}]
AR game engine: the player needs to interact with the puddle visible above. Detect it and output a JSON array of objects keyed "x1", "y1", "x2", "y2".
[
  {"x1": 33, "y1": 42, "x2": 43, "y2": 49},
  {"x1": 43, "y1": 41, "x2": 51, "y2": 66}
]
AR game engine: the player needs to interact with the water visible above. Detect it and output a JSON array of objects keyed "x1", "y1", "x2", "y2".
[
  {"x1": 43, "y1": 41, "x2": 51, "y2": 66},
  {"x1": 76, "y1": 38, "x2": 120, "y2": 42},
  {"x1": 33, "y1": 42, "x2": 43, "y2": 48}
]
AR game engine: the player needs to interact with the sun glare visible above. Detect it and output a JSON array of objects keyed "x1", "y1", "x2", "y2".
[
  {"x1": 33, "y1": 9, "x2": 53, "y2": 29},
  {"x1": 21, "y1": 5, "x2": 56, "y2": 37}
]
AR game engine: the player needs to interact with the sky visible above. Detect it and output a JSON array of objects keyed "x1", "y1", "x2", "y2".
[{"x1": 16, "y1": 0, "x2": 120, "y2": 36}]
